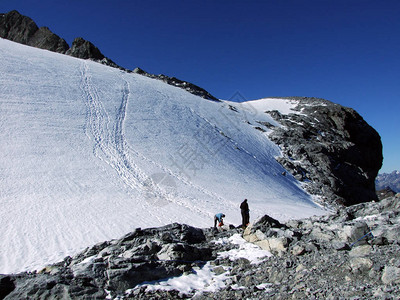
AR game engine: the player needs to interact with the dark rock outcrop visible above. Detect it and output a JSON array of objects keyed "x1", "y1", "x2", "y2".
[
  {"x1": 28, "y1": 26, "x2": 69, "y2": 53},
  {"x1": 1, "y1": 223, "x2": 227, "y2": 299},
  {"x1": 133, "y1": 67, "x2": 220, "y2": 101},
  {"x1": 0, "y1": 10, "x2": 39, "y2": 44},
  {"x1": 0, "y1": 276, "x2": 15, "y2": 299},
  {"x1": 65, "y1": 37, "x2": 104, "y2": 60},
  {"x1": 261, "y1": 97, "x2": 383, "y2": 207},
  {"x1": 0, "y1": 10, "x2": 68, "y2": 53},
  {"x1": 66, "y1": 37, "x2": 121, "y2": 69},
  {"x1": 0, "y1": 10, "x2": 218, "y2": 101}
]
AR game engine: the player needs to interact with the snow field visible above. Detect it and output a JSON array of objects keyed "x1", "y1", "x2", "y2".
[{"x1": 0, "y1": 38, "x2": 325, "y2": 273}]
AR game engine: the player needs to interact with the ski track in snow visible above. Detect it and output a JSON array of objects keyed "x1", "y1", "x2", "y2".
[
  {"x1": 80, "y1": 62, "x2": 146, "y2": 192},
  {"x1": 127, "y1": 90, "x2": 241, "y2": 215},
  {"x1": 80, "y1": 62, "x2": 236, "y2": 221},
  {"x1": 0, "y1": 39, "x2": 327, "y2": 273}
]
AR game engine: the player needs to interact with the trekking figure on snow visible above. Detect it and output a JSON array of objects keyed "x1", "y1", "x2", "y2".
[
  {"x1": 240, "y1": 199, "x2": 250, "y2": 228},
  {"x1": 214, "y1": 213, "x2": 225, "y2": 228}
]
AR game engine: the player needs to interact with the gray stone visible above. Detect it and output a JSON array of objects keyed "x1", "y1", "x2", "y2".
[
  {"x1": 310, "y1": 227, "x2": 334, "y2": 241},
  {"x1": 338, "y1": 222, "x2": 370, "y2": 243},
  {"x1": 382, "y1": 266, "x2": 400, "y2": 284},
  {"x1": 350, "y1": 257, "x2": 373, "y2": 273},
  {"x1": 382, "y1": 224, "x2": 400, "y2": 243},
  {"x1": 213, "y1": 266, "x2": 226, "y2": 275},
  {"x1": 349, "y1": 245, "x2": 372, "y2": 257},
  {"x1": 332, "y1": 241, "x2": 350, "y2": 251},
  {"x1": 291, "y1": 245, "x2": 306, "y2": 256}
]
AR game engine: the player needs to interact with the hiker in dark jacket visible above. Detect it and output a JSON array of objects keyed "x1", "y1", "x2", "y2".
[
  {"x1": 214, "y1": 213, "x2": 225, "y2": 228},
  {"x1": 240, "y1": 199, "x2": 250, "y2": 228}
]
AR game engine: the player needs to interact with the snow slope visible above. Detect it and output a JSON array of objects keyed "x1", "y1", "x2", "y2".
[{"x1": 0, "y1": 38, "x2": 325, "y2": 273}]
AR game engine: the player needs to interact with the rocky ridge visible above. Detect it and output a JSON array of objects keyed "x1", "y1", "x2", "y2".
[
  {"x1": 258, "y1": 97, "x2": 383, "y2": 207},
  {"x1": 376, "y1": 171, "x2": 400, "y2": 193},
  {"x1": 377, "y1": 187, "x2": 397, "y2": 201},
  {"x1": 0, "y1": 10, "x2": 68, "y2": 53},
  {"x1": 132, "y1": 67, "x2": 219, "y2": 101},
  {"x1": 0, "y1": 10, "x2": 218, "y2": 101},
  {"x1": 1, "y1": 194, "x2": 399, "y2": 299}
]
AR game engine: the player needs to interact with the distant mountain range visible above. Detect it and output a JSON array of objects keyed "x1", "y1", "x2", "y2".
[{"x1": 376, "y1": 171, "x2": 400, "y2": 193}]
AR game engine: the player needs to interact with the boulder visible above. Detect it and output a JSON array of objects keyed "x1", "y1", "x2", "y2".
[
  {"x1": 381, "y1": 224, "x2": 400, "y2": 243},
  {"x1": 349, "y1": 245, "x2": 372, "y2": 257},
  {"x1": 350, "y1": 257, "x2": 373, "y2": 273},
  {"x1": 381, "y1": 266, "x2": 400, "y2": 284},
  {"x1": 309, "y1": 227, "x2": 335, "y2": 242},
  {"x1": 337, "y1": 222, "x2": 370, "y2": 244},
  {"x1": 291, "y1": 245, "x2": 306, "y2": 256},
  {"x1": 268, "y1": 97, "x2": 383, "y2": 207},
  {"x1": 157, "y1": 243, "x2": 212, "y2": 262},
  {"x1": 255, "y1": 237, "x2": 289, "y2": 255}
]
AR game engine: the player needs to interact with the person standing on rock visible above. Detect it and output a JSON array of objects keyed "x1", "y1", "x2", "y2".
[
  {"x1": 214, "y1": 213, "x2": 225, "y2": 228},
  {"x1": 240, "y1": 199, "x2": 250, "y2": 228}
]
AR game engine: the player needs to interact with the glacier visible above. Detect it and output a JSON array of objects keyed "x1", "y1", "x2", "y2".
[{"x1": 0, "y1": 38, "x2": 325, "y2": 273}]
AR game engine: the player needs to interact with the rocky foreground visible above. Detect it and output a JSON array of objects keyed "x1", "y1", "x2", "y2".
[{"x1": 1, "y1": 194, "x2": 399, "y2": 299}]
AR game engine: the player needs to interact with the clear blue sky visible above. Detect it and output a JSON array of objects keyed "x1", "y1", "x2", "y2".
[{"x1": 2, "y1": 0, "x2": 399, "y2": 173}]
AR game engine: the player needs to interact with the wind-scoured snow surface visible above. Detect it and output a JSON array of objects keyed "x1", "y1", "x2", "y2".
[{"x1": 0, "y1": 38, "x2": 325, "y2": 273}]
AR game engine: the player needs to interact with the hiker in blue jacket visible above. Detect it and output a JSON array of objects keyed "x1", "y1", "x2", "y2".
[{"x1": 214, "y1": 213, "x2": 225, "y2": 228}]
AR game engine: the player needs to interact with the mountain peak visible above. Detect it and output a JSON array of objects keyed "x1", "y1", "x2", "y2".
[
  {"x1": 0, "y1": 10, "x2": 68, "y2": 53},
  {"x1": 0, "y1": 10, "x2": 218, "y2": 101},
  {"x1": 0, "y1": 12, "x2": 383, "y2": 275},
  {"x1": 376, "y1": 170, "x2": 400, "y2": 193}
]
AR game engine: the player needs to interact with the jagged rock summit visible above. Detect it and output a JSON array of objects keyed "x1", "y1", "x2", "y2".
[
  {"x1": 0, "y1": 10, "x2": 68, "y2": 53},
  {"x1": 0, "y1": 12, "x2": 383, "y2": 197},
  {"x1": 0, "y1": 10, "x2": 388, "y2": 296},
  {"x1": 0, "y1": 10, "x2": 116, "y2": 65},
  {"x1": 1, "y1": 10, "x2": 383, "y2": 208},
  {"x1": 0, "y1": 10, "x2": 218, "y2": 101},
  {"x1": 66, "y1": 37, "x2": 121, "y2": 69},
  {"x1": 132, "y1": 67, "x2": 219, "y2": 101}
]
